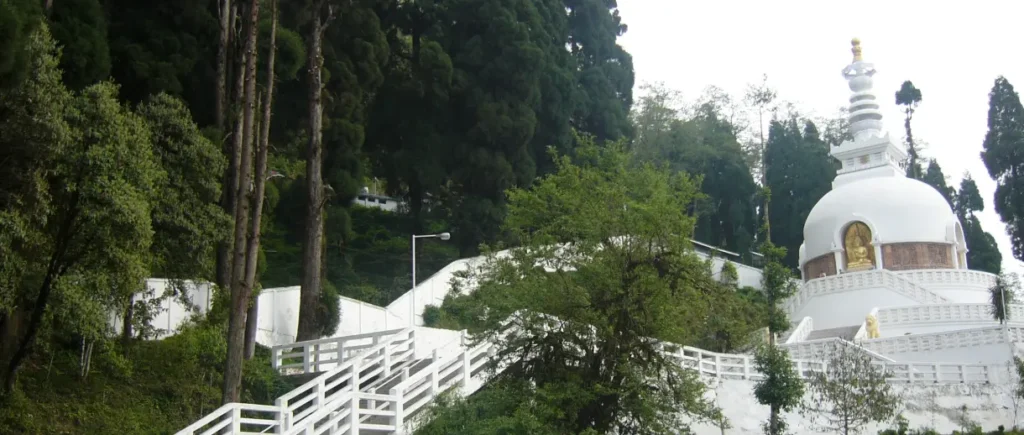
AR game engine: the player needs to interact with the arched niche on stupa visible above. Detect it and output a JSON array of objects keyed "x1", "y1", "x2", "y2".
[
  {"x1": 842, "y1": 220, "x2": 876, "y2": 271},
  {"x1": 951, "y1": 221, "x2": 968, "y2": 269}
]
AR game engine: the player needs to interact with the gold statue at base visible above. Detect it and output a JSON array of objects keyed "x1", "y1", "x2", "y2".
[
  {"x1": 865, "y1": 314, "x2": 880, "y2": 339},
  {"x1": 844, "y1": 221, "x2": 875, "y2": 270}
]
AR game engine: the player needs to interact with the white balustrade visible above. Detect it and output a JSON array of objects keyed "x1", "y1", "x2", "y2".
[
  {"x1": 181, "y1": 319, "x2": 1007, "y2": 435},
  {"x1": 875, "y1": 303, "x2": 1024, "y2": 327},
  {"x1": 176, "y1": 328, "x2": 416, "y2": 435},
  {"x1": 271, "y1": 328, "x2": 407, "y2": 375},
  {"x1": 784, "y1": 317, "x2": 814, "y2": 344},
  {"x1": 894, "y1": 269, "x2": 997, "y2": 290},
  {"x1": 859, "y1": 325, "x2": 1006, "y2": 356},
  {"x1": 174, "y1": 403, "x2": 282, "y2": 435},
  {"x1": 785, "y1": 269, "x2": 949, "y2": 317}
]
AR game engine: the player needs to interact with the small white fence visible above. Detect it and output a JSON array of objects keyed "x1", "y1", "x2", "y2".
[{"x1": 271, "y1": 328, "x2": 407, "y2": 375}]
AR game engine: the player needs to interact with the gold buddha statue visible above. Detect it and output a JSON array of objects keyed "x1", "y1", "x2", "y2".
[{"x1": 844, "y1": 222, "x2": 874, "y2": 270}]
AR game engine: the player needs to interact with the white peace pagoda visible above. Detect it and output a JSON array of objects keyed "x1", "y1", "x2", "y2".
[
  {"x1": 780, "y1": 39, "x2": 1018, "y2": 364},
  {"x1": 162, "y1": 38, "x2": 1023, "y2": 435}
]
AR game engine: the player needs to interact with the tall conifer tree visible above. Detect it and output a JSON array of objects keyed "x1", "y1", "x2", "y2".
[{"x1": 981, "y1": 77, "x2": 1024, "y2": 261}]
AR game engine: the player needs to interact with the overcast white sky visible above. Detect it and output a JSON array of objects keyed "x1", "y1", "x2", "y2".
[{"x1": 617, "y1": 0, "x2": 1024, "y2": 275}]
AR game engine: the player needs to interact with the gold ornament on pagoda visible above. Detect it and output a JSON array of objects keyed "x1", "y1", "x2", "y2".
[
  {"x1": 843, "y1": 221, "x2": 875, "y2": 271},
  {"x1": 851, "y1": 38, "x2": 863, "y2": 62}
]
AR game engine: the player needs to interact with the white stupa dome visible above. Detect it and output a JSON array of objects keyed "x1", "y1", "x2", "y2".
[{"x1": 801, "y1": 176, "x2": 960, "y2": 266}]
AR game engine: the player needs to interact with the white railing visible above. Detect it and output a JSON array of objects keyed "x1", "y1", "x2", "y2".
[
  {"x1": 785, "y1": 269, "x2": 949, "y2": 316},
  {"x1": 895, "y1": 269, "x2": 997, "y2": 290},
  {"x1": 875, "y1": 303, "x2": 1024, "y2": 327},
  {"x1": 176, "y1": 328, "x2": 417, "y2": 435},
  {"x1": 270, "y1": 328, "x2": 406, "y2": 375},
  {"x1": 784, "y1": 317, "x2": 814, "y2": 344},
  {"x1": 387, "y1": 340, "x2": 495, "y2": 433},
  {"x1": 859, "y1": 325, "x2": 1006, "y2": 356},
  {"x1": 782, "y1": 337, "x2": 896, "y2": 362},
  {"x1": 274, "y1": 328, "x2": 417, "y2": 430},
  {"x1": 175, "y1": 403, "x2": 282, "y2": 435},
  {"x1": 659, "y1": 342, "x2": 991, "y2": 384}
]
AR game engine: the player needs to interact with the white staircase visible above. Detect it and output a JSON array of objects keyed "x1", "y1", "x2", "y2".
[{"x1": 176, "y1": 327, "x2": 493, "y2": 435}]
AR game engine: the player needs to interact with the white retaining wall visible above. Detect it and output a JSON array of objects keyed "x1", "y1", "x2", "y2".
[
  {"x1": 255, "y1": 286, "x2": 406, "y2": 348},
  {"x1": 688, "y1": 377, "x2": 1019, "y2": 434},
  {"x1": 109, "y1": 279, "x2": 214, "y2": 339}
]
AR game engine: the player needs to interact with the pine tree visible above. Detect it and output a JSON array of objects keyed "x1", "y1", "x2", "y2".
[
  {"x1": 895, "y1": 80, "x2": 923, "y2": 179},
  {"x1": 955, "y1": 174, "x2": 1002, "y2": 274},
  {"x1": 764, "y1": 118, "x2": 836, "y2": 268},
  {"x1": 981, "y1": 76, "x2": 1024, "y2": 261},
  {"x1": 920, "y1": 160, "x2": 955, "y2": 207}
]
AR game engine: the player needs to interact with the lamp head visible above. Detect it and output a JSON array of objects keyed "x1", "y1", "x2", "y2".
[{"x1": 439, "y1": 232, "x2": 451, "y2": 241}]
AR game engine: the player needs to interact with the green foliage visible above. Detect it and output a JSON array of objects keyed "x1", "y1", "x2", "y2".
[
  {"x1": 105, "y1": 0, "x2": 219, "y2": 125},
  {"x1": 981, "y1": 76, "x2": 1024, "y2": 262},
  {"x1": 956, "y1": 174, "x2": 1003, "y2": 274},
  {"x1": 427, "y1": 137, "x2": 724, "y2": 433},
  {"x1": 0, "y1": 323, "x2": 290, "y2": 433},
  {"x1": 921, "y1": 160, "x2": 955, "y2": 208},
  {"x1": 0, "y1": 0, "x2": 42, "y2": 88},
  {"x1": 415, "y1": 381, "x2": 565, "y2": 435},
  {"x1": 895, "y1": 80, "x2": 923, "y2": 179},
  {"x1": 753, "y1": 344, "x2": 803, "y2": 435},
  {"x1": 566, "y1": 0, "x2": 635, "y2": 142},
  {"x1": 720, "y1": 261, "x2": 739, "y2": 287},
  {"x1": 764, "y1": 118, "x2": 837, "y2": 268},
  {"x1": 137, "y1": 93, "x2": 229, "y2": 281},
  {"x1": 631, "y1": 83, "x2": 758, "y2": 257},
  {"x1": 49, "y1": 0, "x2": 111, "y2": 90},
  {"x1": 802, "y1": 341, "x2": 901, "y2": 435},
  {"x1": 989, "y1": 273, "x2": 1019, "y2": 324},
  {"x1": 0, "y1": 22, "x2": 72, "y2": 308}
]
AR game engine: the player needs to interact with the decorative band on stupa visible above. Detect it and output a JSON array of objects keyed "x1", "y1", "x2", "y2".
[{"x1": 842, "y1": 38, "x2": 883, "y2": 141}]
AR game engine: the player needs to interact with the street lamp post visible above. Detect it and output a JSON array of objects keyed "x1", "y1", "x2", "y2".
[{"x1": 411, "y1": 232, "x2": 451, "y2": 327}]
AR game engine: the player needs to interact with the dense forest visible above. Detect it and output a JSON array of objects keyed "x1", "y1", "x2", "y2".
[{"x1": 1, "y1": 0, "x2": 1021, "y2": 433}]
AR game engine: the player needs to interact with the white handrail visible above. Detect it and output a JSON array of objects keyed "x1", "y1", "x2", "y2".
[
  {"x1": 175, "y1": 403, "x2": 283, "y2": 435},
  {"x1": 876, "y1": 303, "x2": 1024, "y2": 326},
  {"x1": 270, "y1": 327, "x2": 406, "y2": 375},
  {"x1": 176, "y1": 327, "x2": 416, "y2": 435},
  {"x1": 274, "y1": 328, "x2": 416, "y2": 430},
  {"x1": 784, "y1": 317, "x2": 814, "y2": 344}
]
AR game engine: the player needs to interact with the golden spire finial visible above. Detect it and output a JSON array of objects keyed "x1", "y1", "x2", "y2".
[{"x1": 851, "y1": 38, "x2": 863, "y2": 62}]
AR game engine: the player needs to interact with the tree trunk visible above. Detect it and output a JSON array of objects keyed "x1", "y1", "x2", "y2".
[
  {"x1": 769, "y1": 404, "x2": 781, "y2": 434},
  {"x1": 3, "y1": 190, "x2": 80, "y2": 393},
  {"x1": 243, "y1": 0, "x2": 277, "y2": 360},
  {"x1": 221, "y1": 0, "x2": 261, "y2": 405},
  {"x1": 216, "y1": 2, "x2": 242, "y2": 291},
  {"x1": 121, "y1": 295, "x2": 134, "y2": 347},
  {"x1": 215, "y1": 0, "x2": 232, "y2": 132},
  {"x1": 296, "y1": 0, "x2": 326, "y2": 342}
]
